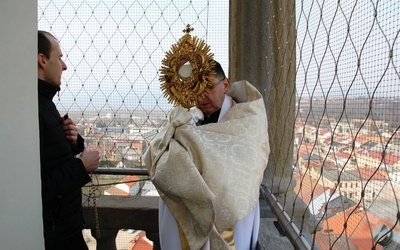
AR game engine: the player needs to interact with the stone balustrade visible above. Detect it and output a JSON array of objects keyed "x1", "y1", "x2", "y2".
[{"x1": 82, "y1": 195, "x2": 160, "y2": 250}]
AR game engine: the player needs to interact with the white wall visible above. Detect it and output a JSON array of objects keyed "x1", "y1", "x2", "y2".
[{"x1": 0, "y1": 1, "x2": 44, "y2": 249}]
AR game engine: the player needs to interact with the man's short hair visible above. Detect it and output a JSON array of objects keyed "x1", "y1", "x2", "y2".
[
  {"x1": 38, "y1": 30, "x2": 57, "y2": 58},
  {"x1": 211, "y1": 60, "x2": 226, "y2": 80}
]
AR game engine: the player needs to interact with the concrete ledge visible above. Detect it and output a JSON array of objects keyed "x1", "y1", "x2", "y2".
[
  {"x1": 82, "y1": 195, "x2": 160, "y2": 249},
  {"x1": 259, "y1": 198, "x2": 294, "y2": 249},
  {"x1": 82, "y1": 195, "x2": 294, "y2": 250}
]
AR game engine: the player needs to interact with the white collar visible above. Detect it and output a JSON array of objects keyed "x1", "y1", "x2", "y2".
[{"x1": 218, "y1": 95, "x2": 232, "y2": 122}]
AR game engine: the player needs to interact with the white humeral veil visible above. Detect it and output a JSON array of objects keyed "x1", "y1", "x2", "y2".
[{"x1": 144, "y1": 80, "x2": 270, "y2": 249}]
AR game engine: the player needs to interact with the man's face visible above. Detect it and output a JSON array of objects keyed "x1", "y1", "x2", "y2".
[
  {"x1": 41, "y1": 36, "x2": 67, "y2": 86},
  {"x1": 195, "y1": 76, "x2": 229, "y2": 115}
]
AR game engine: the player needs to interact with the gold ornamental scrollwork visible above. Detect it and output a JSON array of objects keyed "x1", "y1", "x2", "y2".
[{"x1": 160, "y1": 24, "x2": 215, "y2": 108}]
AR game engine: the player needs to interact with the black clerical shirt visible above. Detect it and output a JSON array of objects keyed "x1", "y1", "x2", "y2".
[{"x1": 201, "y1": 109, "x2": 221, "y2": 125}]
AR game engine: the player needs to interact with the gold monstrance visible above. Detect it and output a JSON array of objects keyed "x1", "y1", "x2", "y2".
[{"x1": 160, "y1": 24, "x2": 215, "y2": 108}]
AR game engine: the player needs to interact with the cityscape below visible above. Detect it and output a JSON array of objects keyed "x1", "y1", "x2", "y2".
[{"x1": 71, "y1": 95, "x2": 400, "y2": 249}]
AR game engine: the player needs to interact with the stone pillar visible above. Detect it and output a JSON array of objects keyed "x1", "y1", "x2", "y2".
[
  {"x1": 91, "y1": 229, "x2": 118, "y2": 250},
  {"x1": 229, "y1": 0, "x2": 318, "y2": 239}
]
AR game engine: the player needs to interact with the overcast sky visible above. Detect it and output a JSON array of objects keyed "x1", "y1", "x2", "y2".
[
  {"x1": 296, "y1": 0, "x2": 400, "y2": 99},
  {"x1": 38, "y1": 0, "x2": 229, "y2": 112},
  {"x1": 38, "y1": 0, "x2": 400, "y2": 115}
]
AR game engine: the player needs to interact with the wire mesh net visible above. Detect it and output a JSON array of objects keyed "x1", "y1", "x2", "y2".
[
  {"x1": 38, "y1": 1, "x2": 228, "y2": 249},
  {"x1": 38, "y1": 0, "x2": 400, "y2": 249},
  {"x1": 293, "y1": 0, "x2": 400, "y2": 249}
]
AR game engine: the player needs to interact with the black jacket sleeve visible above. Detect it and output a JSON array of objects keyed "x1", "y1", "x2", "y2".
[
  {"x1": 41, "y1": 157, "x2": 91, "y2": 200},
  {"x1": 70, "y1": 134, "x2": 85, "y2": 155}
]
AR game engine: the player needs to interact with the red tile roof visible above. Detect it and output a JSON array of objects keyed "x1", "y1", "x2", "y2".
[
  {"x1": 368, "y1": 150, "x2": 400, "y2": 165},
  {"x1": 104, "y1": 186, "x2": 128, "y2": 196},
  {"x1": 121, "y1": 175, "x2": 140, "y2": 188},
  {"x1": 357, "y1": 167, "x2": 388, "y2": 181},
  {"x1": 129, "y1": 231, "x2": 153, "y2": 250},
  {"x1": 316, "y1": 205, "x2": 400, "y2": 250},
  {"x1": 294, "y1": 173, "x2": 327, "y2": 204}
]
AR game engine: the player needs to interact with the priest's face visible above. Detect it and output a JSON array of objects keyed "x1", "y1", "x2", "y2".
[{"x1": 196, "y1": 77, "x2": 229, "y2": 116}]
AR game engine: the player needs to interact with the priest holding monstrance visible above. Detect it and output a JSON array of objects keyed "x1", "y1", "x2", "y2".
[{"x1": 144, "y1": 24, "x2": 270, "y2": 250}]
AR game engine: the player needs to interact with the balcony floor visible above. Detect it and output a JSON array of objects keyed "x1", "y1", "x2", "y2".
[{"x1": 259, "y1": 199, "x2": 294, "y2": 249}]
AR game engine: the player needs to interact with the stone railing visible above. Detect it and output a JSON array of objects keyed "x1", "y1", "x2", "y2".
[
  {"x1": 82, "y1": 194, "x2": 302, "y2": 250},
  {"x1": 83, "y1": 195, "x2": 160, "y2": 250},
  {"x1": 81, "y1": 168, "x2": 301, "y2": 249}
]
